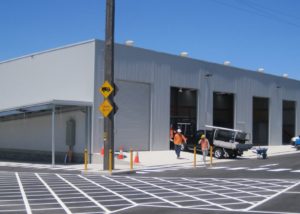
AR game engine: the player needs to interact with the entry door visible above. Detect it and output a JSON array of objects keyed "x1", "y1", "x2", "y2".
[
  {"x1": 253, "y1": 97, "x2": 269, "y2": 146},
  {"x1": 114, "y1": 81, "x2": 150, "y2": 151}
]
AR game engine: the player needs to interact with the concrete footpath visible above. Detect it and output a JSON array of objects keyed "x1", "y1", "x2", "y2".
[
  {"x1": 0, "y1": 146, "x2": 298, "y2": 174},
  {"x1": 84, "y1": 145, "x2": 300, "y2": 174}
]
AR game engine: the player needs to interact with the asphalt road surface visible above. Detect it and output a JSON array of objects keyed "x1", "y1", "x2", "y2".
[
  {"x1": 134, "y1": 152, "x2": 300, "y2": 179},
  {"x1": 0, "y1": 153, "x2": 299, "y2": 214}
]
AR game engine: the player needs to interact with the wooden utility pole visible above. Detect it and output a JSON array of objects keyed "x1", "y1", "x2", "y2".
[{"x1": 103, "y1": 0, "x2": 115, "y2": 170}]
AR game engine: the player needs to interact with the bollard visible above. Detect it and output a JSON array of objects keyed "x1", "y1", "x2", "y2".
[
  {"x1": 84, "y1": 149, "x2": 88, "y2": 171},
  {"x1": 194, "y1": 146, "x2": 196, "y2": 168},
  {"x1": 109, "y1": 149, "x2": 112, "y2": 174},
  {"x1": 210, "y1": 146, "x2": 213, "y2": 167},
  {"x1": 130, "y1": 149, "x2": 133, "y2": 171}
]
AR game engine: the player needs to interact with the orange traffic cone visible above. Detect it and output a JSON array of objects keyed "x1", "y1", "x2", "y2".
[
  {"x1": 134, "y1": 151, "x2": 140, "y2": 164},
  {"x1": 100, "y1": 147, "x2": 104, "y2": 156},
  {"x1": 117, "y1": 147, "x2": 124, "y2": 159}
]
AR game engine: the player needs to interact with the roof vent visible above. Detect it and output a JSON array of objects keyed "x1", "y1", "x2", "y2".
[
  {"x1": 180, "y1": 52, "x2": 188, "y2": 57},
  {"x1": 223, "y1": 61, "x2": 231, "y2": 66},
  {"x1": 283, "y1": 73, "x2": 288, "y2": 78},
  {"x1": 125, "y1": 40, "x2": 134, "y2": 46},
  {"x1": 257, "y1": 68, "x2": 265, "y2": 73}
]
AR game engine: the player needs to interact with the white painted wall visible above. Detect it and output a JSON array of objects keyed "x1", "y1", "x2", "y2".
[
  {"x1": 0, "y1": 110, "x2": 86, "y2": 153},
  {"x1": 0, "y1": 41, "x2": 96, "y2": 111}
]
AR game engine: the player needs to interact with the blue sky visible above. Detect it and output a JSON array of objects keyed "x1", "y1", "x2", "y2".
[{"x1": 1, "y1": 0, "x2": 300, "y2": 80}]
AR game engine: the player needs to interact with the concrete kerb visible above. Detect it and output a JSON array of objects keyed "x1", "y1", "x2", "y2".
[{"x1": 81, "y1": 145, "x2": 300, "y2": 175}]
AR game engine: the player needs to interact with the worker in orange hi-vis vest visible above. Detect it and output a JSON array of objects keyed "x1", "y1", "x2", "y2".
[
  {"x1": 169, "y1": 125, "x2": 175, "y2": 150},
  {"x1": 173, "y1": 129, "x2": 187, "y2": 159},
  {"x1": 199, "y1": 134, "x2": 209, "y2": 166}
]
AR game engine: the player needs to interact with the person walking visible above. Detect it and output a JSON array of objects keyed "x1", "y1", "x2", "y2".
[
  {"x1": 173, "y1": 129, "x2": 187, "y2": 159},
  {"x1": 169, "y1": 125, "x2": 175, "y2": 150},
  {"x1": 199, "y1": 134, "x2": 209, "y2": 166}
]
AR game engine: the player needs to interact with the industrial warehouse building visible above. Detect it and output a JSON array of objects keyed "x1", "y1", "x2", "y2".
[{"x1": 0, "y1": 39, "x2": 299, "y2": 163}]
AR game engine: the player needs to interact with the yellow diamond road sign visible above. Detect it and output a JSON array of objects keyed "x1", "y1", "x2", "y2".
[
  {"x1": 99, "y1": 81, "x2": 114, "y2": 98},
  {"x1": 99, "y1": 99, "x2": 113, "y2": 117}
]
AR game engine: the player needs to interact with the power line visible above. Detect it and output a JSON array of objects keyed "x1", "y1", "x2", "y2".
[
  {"x1": 212, "y1": 0, "x2": 300, "y2": 29},
  {"x1": 237, "y1": 0, "x2": 300, "y2": 28}
]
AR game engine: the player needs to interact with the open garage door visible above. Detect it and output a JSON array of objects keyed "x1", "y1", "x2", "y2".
[
  {"x1": 114, "y1": 81, "x2": 150, "y2": 151},
  {"x1": 253, "y1": 97, "x2": 269, "y2": 146},
  {"x1": 282, "y1": 100, "x2": 296, "y2": 145},
  {"x1": 213, "y1": 92, "x2": 234, "y2": 129},
  {"x1": 170, "y1": 87, "x2": 197, "y2": 149}
]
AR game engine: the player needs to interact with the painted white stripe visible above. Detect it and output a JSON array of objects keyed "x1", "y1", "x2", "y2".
[
  {"x1": 209, "y1": 166, "x2": 227, "y2": 169},
  {"x1": 260, "y1": 163, "x2": 278, "y2": 167},
  {"x1": 78, "y1": 175, "x2": 137, "y2": 206},
  {"x1": 136, "y1": 171, "x2": 148, "y2": 174},
  {"x1": 213, "y1": 178, "x2": 277, "y2": 193},
  {"x1": 247, "y1": 168, "x2": 269, "y2": 171},
  {"x1": 142, "y1": 169, "x2": 165, "y2": 172},
  {"x1": 15, "y1": 172, "x2": 32, "y2": 214},
  {"x1": 212, "y1": 178, "x2": 263, "y2": 198},
  {"x1": 268, "y1": 168, "x2": 291, "y2": 172},
  {"x1": 35, "y1": 173, "x2": 72, "y2": 214},
  {"x1": 241, "y1": 178, "x2": 288, "y2": 188},
  {"x1": 110, "y1": 205, "x2": 137, "y2": 214},
  {"x1": 227, "y1": 167, "x2": 248, "y2": 170},
  {"x1": 181, "y1": 178, "x2": 255, "y2": 205},
  {"x1": 56, "y1": 174, "x2": 110, "y2": 213},
  {"x1": 244, "y1": 181, "x2": 300, "y2": 211},
  {"x1": 0, "y1": 209, "x2": 27, "y2": 213},
  {"x1": 291, "y1": 170, "x2": 300, "y2": 173},
  {"x1": 153, "y1": 177, "x2": 232, "y2": 211},
  {"x1": 103, "y1": 176, "x2": 180, "y2": 207}
]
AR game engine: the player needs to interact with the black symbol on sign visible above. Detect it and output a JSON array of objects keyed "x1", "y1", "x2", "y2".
[{"x1": 102, "y1": 87, "x2": 111, "y2": 93}]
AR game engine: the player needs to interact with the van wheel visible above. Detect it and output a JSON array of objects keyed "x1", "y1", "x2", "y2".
[
  {"x1": 229, "y1": 151, "x2": 237, "y2": 159},
  {"x1": 214, "y1": 148, "x2": 224, "y2": 159}
]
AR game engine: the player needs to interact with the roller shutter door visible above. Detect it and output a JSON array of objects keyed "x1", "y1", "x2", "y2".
[{"x1": 114, "y1": 81, "x2": 150, "y2": 151}]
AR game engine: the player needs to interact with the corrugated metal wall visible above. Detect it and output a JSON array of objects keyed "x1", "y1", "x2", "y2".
[{"x1": 93, "y1": 40, "x2": 300, "y2": 154}]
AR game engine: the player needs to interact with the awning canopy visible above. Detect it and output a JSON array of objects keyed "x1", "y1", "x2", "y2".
[
  {"x1": 0, "y1": 99, "x2": 93, "y2": 166},
  {"x1": 0, "y1": 99, "x2": 93, "y2": 118}
]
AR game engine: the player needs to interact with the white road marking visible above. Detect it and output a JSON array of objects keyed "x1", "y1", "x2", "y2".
[
  {"x1": 241, "y1": 178, "x2": 290, "y2": 188},
  {"x1": 260, "y1": 163, "x2": 279, "y2": 167},
  {"x1": 15, "y1": 172, "x2": 32, "y2": 214},
  {"x1": 227, "y1": 167, "x2": 248, "y2": 170},
  {"x1": 209, "y1": 166, "x2": 227, "y2": 169},
  {"x1": 136, "y1": 171, "x2": 149, "y2": 174},
  {"x1": 35, "y1": 173, "x2": 72, "y2": 214},
  {"x1": 110, "y1": 205, "x2": 138, "y2": 214},
  {"x1": 103, "y1": 175, "x2": 181, "y2": 207},
  {"x1": 56, "y1": 174, "x2": 110, "y2": 213},
  {"x1": 181, "y1": 178, "x2": 255, "y2": 205},
  {"x1": 213, "y1": 179, "x2": 279, "y2": 193},
  {"x1": 268, "y1": 168, "x2": 291, "y2": 172},
  {"x1": 213, "y1": 178, "x2": 263, "y2": 197},
  {"x1": 153, "y1": 177, "x2": 233, "y2": 211},
  {"x1": 142, "y1": 169, "x2": 165, "y2": 172},
  {"x1": 247, "y1": 168, "x2": 269, "y2": 171},
  {"x1": 79, "y1": 175, "x2": 137, "y2": 206},
  {"x1": 244, "y1": 180, "x2": 300, "y2": 211},
  {"x1": 291, "y1": 170, "x2": 300, "y2": 173}
]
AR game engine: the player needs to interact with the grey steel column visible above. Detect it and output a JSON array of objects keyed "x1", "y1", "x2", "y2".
[
  {"x1": 86, "y1": 106, "x2": 92, "y2": 163},
  {"x1": 51, "y1": 105, "x2": 55, "y2": 167}
]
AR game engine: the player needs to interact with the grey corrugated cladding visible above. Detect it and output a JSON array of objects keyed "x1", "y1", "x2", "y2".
[{"x1": 93, "y1": 40, "x2": 300, "y2": 151}]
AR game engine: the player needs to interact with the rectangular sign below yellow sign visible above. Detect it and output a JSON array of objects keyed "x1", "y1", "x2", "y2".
[
  {"x1": 99, "y1": 81, "x2": 114, "y2": 98},
  {"x1": 99, "y1": 99, "x2": 113, "y2": 117}
]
